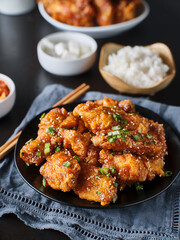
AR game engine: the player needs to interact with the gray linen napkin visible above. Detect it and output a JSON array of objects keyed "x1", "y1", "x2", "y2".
[{"x1": 0, "y1": 84, "x2": 180, "y2": 240}]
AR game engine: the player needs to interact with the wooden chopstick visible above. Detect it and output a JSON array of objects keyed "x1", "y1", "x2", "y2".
[
  {"x1": 53, "y1": 83, "x2": 89, "y2": 107},
  {"x1": 0, "y1": 83, "x2": 90, "y2": 161}
]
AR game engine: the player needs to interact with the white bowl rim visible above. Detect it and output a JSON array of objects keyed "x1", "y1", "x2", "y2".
[
  {"x1": 38, "y1": 0, "x2": 150, "y2": 33},
  {"x1": 0, "y1": 73, "x2": 15, "y2": 104},
  {"x1": 37, "y1": 31, "x2": 97, "y2": 63}
]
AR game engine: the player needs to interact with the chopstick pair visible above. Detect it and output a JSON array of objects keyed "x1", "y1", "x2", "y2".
[{"x1": 0, "y1": 83, "x2": 90, "y2": 161}]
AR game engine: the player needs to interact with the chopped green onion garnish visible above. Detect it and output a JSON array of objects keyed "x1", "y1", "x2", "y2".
[
  {"x1": 40, "y1": 113, "x2": 45, "y2": 121},
  {"x1": 72, "y1": 126, "x2": 77, "y2": 130},
  {"x1": 113, "y1": 196, "x2": 117, "y2": 203},
  {"x1": 133, "y1": 134, "x2": 140, "y2": 141},
  {"x1": 63, "y1": 161, "x2": 71, "y2": 167},
  {"x1": 36, "y1": 151, "x2": 41, "y2": 157},
  {"x1": 112, "y1": 125, "x2": 122, "y2": 131},
  {"x1": 99, "y1": 168, "x2": 109, "y2": 175},
  {"x1": 112, "y1": 113, "x2": 127, "y2": 124},
  {"x1": 138, "y1": 130, "x2": 143, "y2": 134},
  {"x1": 73, "y1": 155, "x2": 80, "y2": 162},
  {"x1": 44, "y1": 143, "x2": 51, "y2": 154},
  {"x1": 146, "y1": 134, "x2": 152, "y2": 139},
  {"x1": 107, "y1": 136, "x2": 117, "y2": 143},
  {"x1": 120, "y1": 135, "x2": 126, "y2": 142},
  {"x1": 108, "y1": 130, "x2": 121, "y2": 136},
  {"x1": 106, "y1": 173, "x2": 111, "y2": 177},
  {"x1": 55, "y1": 145, "x2": 61, "y2": 152},
  {"x1": 95, "y1": 175, "x2": 101, "y2": 179},
  {"x1": 111, "y1": 152, "x2": 116, "y2": 156},
  {"x1": 21, "y1": 152, "x2": 25, "y2": 156},
  {"x1": 42, "y1": 177, "x2": 46, "y2": 187},
  {"x1": 25, "y1": 138, "x2": 33, "y2": 145},
  {"x1": 165, "y1": 170, "x2": 173, "y2": 177},
  {"x1": 112, "y1": 113, "x2": 121, "y2": 122},
  {"x1": 46, "y1": 127, "x2": 56, "y2": 135},
  {"x1": 96, "y1": 191, "x2": 102, "y2": 194},
  {"x1": 134, "y1": 182, "x2": 143, "y2": 191},
  {"x1": 25, "y1": 162, "x2": 30, "y2": 167},
  {"x1": 109, "y1": 166, "x2": 116, "y2": 174},
  {"x1": 113, "y1": 182, "x2": 118, "y2": 188}
]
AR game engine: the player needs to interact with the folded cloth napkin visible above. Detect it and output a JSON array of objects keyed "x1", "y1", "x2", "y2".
[{"x1": 0, "y1": 84, "x2": 180, "y2": 240}]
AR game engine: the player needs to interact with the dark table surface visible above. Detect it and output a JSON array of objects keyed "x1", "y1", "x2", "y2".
[{"x1": 0, "y1": 0, "x2": 180, "y2": 239}]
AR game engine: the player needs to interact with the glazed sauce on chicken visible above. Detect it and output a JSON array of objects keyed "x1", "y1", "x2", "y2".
[{"x1": 0, "y1": 80, "x2": 10, "y2": 101}]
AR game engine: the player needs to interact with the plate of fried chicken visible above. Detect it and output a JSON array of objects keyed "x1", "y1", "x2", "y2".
[
  {"x1": 37, "y1": 0, "x2": 150, "y2": 38},
  {"x1": 15, "y1": 98, "x2": 180, "y2": 207}
]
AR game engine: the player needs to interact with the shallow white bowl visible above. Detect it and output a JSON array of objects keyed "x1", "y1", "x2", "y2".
[
  {"x1": 0, "y1": 73, "x2": 16, "y2": 118},
  {"x1": 37, "y1": 32, "x2": 97, "y2": 76},
  {"x1": 38, "y1": 0, "x2": 150, "y2": 39}
]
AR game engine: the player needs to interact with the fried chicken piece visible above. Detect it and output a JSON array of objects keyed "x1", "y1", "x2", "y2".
[
  {"x1": 40, "y1": 150, "x2": 81, "y2": 192},
  {"x1": 60, "y1": 112, "x2": 86, "y2": 133},
  {"x1": 59, "y1": 128, "x2": 91, "y2": 159},
  {"x1": 93, "y1": 0, "x2": 114, "y2": 26},
  {"x1": 38, "y1": 0, "x2": 95, "y2": 26},
  {"x1": 99, "y1": 149, "x2": 165, "y2": 190},
  {"x1": 20, "y1": 108, "x2": 67, "y2": 165},
  {"x1": 20, "y1": 138, "x2": 50, "y2": 166},
  {"x1": 115, "y1": 0, "x2": 141, "y2": 23},
  {"x1": 38, "y1": 0, "x2": 141, "y2": 27},
  {"x1": 38, "y1": 107, "x2": 67, "y2": 145},
  {"x1": 73, "y1": 99, "x2": 167, "y2": 158},
  {"x1": 91, "y1": 125, "x2": 167, "y2": 157},
  {"x1": 145, "y1": 156, "x2": 165, "y2": 181},
  {"x1": 73, "y1": 100, "x2": 115, "y2": 132},
  {"x1": 95, "y1": 97, "x2": 135, "y2": 113},
  {"x1": 74, "y1": 162, "x2": 117, "y2": 206},
  {"x1": 85, "y1": 144, "x2": 100, "y2": 166}
]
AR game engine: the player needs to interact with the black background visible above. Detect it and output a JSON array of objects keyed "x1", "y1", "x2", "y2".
[{"x1": 0, "y1": 0, "x2": 180, "y2": 239}]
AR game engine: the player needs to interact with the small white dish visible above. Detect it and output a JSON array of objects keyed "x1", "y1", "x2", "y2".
[
  {"x1": 0, "y1": 73, "x2": 16, "y2": 118},
  {"x1": 37, "y1": 32, "x2": 97, "y2": 76},
  {"x1": 0, "y1": 0, "x2": 36, "y2": 15},
  {"x1": 38, "y1": 0, "x2": 150, "y2": 39}
]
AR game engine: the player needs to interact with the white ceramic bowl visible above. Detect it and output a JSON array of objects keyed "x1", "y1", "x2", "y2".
[
  {"x1": 0, "y1": 73, "x2": 16, "y2": 118},
  {"x1": 0, "y1": 0, "x2": 36, "y2": 15},
  {"x1": 38, "y1": 0, "x2": 149, "y2": 39},
  {"x1": 37, "y1": 32, "x2": 97, "y2": 76}
]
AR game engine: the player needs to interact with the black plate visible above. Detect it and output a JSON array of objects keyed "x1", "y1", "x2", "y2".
[{"x1": 15, "y1": 102, "x2": 180, "y2": 208}]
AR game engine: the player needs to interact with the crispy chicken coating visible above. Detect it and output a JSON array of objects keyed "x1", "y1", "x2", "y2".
[
  {"x1": 73, "y1": 162, "x2": 117, "y2": 206},
  {"x1": 60, "y1": 112, "x2": 86, "y2": 133},
  {"x1": 59, "y1": 128, "x2": 91, "y2": 159},
  {"x1": 20, "y1": 108, "x2": 67, "y2": 165},
  {"x1": 99, "y1": 149, "x2": 165, "y2": 190},
  {"x1": 40, "y1": 150, "x2": 81, "y2": 192},
  {"x1": 38, "y1": 107, "x2": 67, "y2": 144},
  {"x1": 38, "y1": 0, "x2": 141, "y2": 26},
  {"x1": 115, "y1": 0, "x2": 141, "y2": 23},
  {"x1": 73, "y1": 100, "x2": 167, "y2": 158},
  {"x1": 85, "y1": 144, "x2": 100, "y2": 166},
  {"x1": 95, "y1": 97, "x2": 135, "y2": 113},
  {"x1": 38, "y1": 0, "x2": 95, "y2": 26},
  {"x1": 93, "y1": 0, "x2": 114, "y2": 26}
]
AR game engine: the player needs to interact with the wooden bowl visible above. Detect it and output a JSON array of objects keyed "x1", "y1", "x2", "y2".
[{"x1": 99, "y1": 42, "x2": 176, "y2": 95}]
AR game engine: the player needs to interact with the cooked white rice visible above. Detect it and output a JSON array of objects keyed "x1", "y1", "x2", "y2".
[{"x1": 103, "y1": 46, "x2": 169, "y2": 88}]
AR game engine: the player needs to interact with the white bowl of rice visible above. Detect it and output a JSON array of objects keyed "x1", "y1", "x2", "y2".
[{"x1": 99, "y1": 42, "x2": 176, "y2": 95}]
